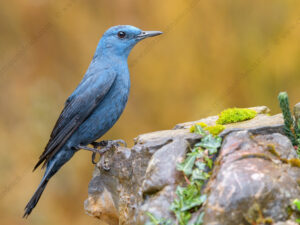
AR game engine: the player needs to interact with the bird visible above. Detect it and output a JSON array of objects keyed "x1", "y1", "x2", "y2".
[{"x1": 23, "y1": 25, "x2": 162, "y2": 217}]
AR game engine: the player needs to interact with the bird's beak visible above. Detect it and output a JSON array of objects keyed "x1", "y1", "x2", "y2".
[{"x1": 137, "y1": 31, "x2": 163, "y2": 40}]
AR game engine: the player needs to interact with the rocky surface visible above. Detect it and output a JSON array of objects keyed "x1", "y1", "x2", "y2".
[
  {"x1": 85, "y1": 129, "x2": 202, "y2": 225},
  {"x1": 203, "y1": 131, "x2": 300, "y2": 225},
  {"x1": 84, "y1": 106, "x2": 300, "y2": 225}
]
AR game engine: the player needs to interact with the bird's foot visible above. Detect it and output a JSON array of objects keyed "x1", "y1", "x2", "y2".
[
  {"x1": 77, "y1": 144, "x2": 108, "y2": 154},
  {"x1": 89, "y1": 139, "x2": 127, "y2": 165},
  {"x1": 78, "y1": 144, "x2": 110, "y2": 165},
  {"x1": 92, "y1": 139, "x2": 127, "y2": 148}
]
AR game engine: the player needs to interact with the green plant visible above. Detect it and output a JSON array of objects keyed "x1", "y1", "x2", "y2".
[
  {"x1": 292, "y1": 199, "x2": 300, "y2": 224},
  {"x1": 171, "y1": 124, "x2": 222, "y2": 225},
  {"x1": 145, "y1": 212, "x2": 172, "y2": 225},
  {"x1": 278, "y1": 92, "x2": 300, "y2": 156},
  {"x1": 146, "y1": 125, "x2": 222, "y2": 225}
]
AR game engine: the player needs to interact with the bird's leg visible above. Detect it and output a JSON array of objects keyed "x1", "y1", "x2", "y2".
[
  {"x1": 90, "y1": 139, "x2": 127, "y2": 165},
  {"x1": 77, "y1": 145, "x2": 109, "y2": 154},
  {"x1": 78, "y1": 140, "x2": 126, "y2": 164},
  {"x1": 77, "y1": 144, "x2": 110, "y2": 164},
  {"x1": 92, "y1": 139, "x2": 127, "y2": 148}
]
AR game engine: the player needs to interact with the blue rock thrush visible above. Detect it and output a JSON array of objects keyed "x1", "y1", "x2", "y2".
[{"x1": 23, "y1": 25, "x2": 162, "y2": 217}]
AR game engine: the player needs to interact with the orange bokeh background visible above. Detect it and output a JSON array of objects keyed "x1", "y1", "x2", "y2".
[{"x1": 1, "y1": 1, "x2": 300, "y2": 224}]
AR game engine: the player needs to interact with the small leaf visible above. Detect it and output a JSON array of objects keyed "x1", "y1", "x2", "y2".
[
  {"x1": 179, "y1": 211, "x2": 191, "y2": 225},
  {"x1": 293, "y1": 199, "x2": 300, "y2": 211},
  {"x1": 204, "y1": 156, "x2": 213, "y2": 169},
  {"x1": 198, "y1": 134, "x2": 222, "y2": 155},
  {"x1": 195, "y1": 161, "x2": 206, "y2": 170},
  {"x1": 194, "y1": 124, "x2": 207, "y2": 135},
  {"x1": 181, "y1": 194, "x2": 207, "y2": 211},
  {"x1": 192, "y1": 212, "x2": 205, "y2": 225},
  {"x1": 177, "y1": 155, "x2": 196, "y2": 176},
  {"x1": 192, "y1": 169, "x2": 210, "y2": 181},
  {"x1": 146, "y1": 212, "x2": 160, "y2": 224},
  {"x1": 145, "y1": 212, "x2": 172, "y2": 225}
]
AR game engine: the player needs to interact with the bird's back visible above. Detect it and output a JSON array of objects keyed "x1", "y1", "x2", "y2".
[{"x1": 33, "y1": 56, "x2": 121, "y2": 169}]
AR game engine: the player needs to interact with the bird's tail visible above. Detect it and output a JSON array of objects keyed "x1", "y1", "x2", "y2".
[
  {"x1": 23, "y1": 147, "x2": 75, "y2": 218},
  {"x1": 23, "y1": 177, "x2": 49, "y2": 218}
]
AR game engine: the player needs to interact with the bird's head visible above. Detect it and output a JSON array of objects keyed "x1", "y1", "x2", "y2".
[{"x1": 97, "y1": 25, "x2": 162, "y2": 58}]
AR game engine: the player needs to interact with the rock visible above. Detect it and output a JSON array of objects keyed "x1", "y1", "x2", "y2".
[
  {"x1": 84, "y1": 129, "x2": 201, "y2": 225},
  {"x1": 84, "y1": 187, "x2": 119, "y2": 225},
  {"x1": 203, "y1": 130, "x2": 300, "y2": 225},
  {"x1": 274, "y1": 220, "x2": 298, "y2": 225},
  {"x1": 84, "y1": 106, "x2": 300, "y2": 225},
  {"x1": 221, "y1": 113, "x2": 283, "y2": 133},
  {"x1": 174, "y1": 106, "x2": 281, "y2": 131}
]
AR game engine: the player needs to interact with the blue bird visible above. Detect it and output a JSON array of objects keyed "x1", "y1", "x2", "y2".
[{"x1": 23, "y1": 25, "x2": 162, "y2": 217}]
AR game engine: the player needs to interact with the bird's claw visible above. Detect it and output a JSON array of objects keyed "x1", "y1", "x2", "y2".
[{"x1": 91, "y1": 152, "x2": 97, "y2": 164}]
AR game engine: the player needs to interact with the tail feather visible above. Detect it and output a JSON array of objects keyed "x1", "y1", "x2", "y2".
[
  {"x1": 23, "y1": 179, "x2": 48, "y2": 218},
  {"x1": 24, "y1": 147, "x2": 75, "y2": 218}
]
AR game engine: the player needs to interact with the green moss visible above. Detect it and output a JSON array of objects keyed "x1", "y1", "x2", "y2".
[
  {"x1": 216, "y1": 108, "x2": 257, "y2": 125},
  {"x1": 190, "y1": 123, "x2": 225, "y2": 136},
  {"x1": 205, "y1": 124, "x2": 225, "y2": 136}
]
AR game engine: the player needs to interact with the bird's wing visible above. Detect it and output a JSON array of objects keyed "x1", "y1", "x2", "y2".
[{"x1": 33, "y1": 68, "x2": 117, "y2": 170}]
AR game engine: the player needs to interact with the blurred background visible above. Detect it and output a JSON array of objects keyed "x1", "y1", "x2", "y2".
[{"x1": 0, "y1": 0, "x2": 300, "y2": 224}]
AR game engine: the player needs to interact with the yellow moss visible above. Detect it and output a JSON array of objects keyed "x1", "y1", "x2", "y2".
[
  {"x1": 266, "y1": 144, "x2": 280, "y2": 157},
  {"x1": 288, "y1": 158, "x2": 300, "y2": 167},
  {"x1": 216, "y1": 108, "x2": 257, "y2": 125},
  {"x1": 257, "y1": 217, "x2": 273, "y2": 225},
  {"x1": 189, "y1": 122, "x2": 207, "y2": 132},
  {"x1": 205, "y1": 124, "x2": 225, "y2": 136},
  {"x1": 190, "y1": 126, "x2": 194, "y2": 133},
  {"x1": 190, "y1": 123, "x2": 224, "y2": 136},
  {"x1": 245, "y1": 203, "x2": 273, "y2": 225},
  {"x1": 238, "y1": 153, "x2": 272, "y2": 161}
]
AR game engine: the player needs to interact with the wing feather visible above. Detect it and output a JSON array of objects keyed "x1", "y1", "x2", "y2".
[{"x1": 33, "y1": 68, "x2": 116, "y2": 170}]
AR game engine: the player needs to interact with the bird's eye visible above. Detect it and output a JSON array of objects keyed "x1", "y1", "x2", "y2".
[{"x1": 117, "y1": 31, "x2": 126, "y2": 39}]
